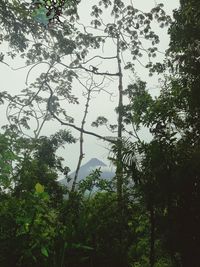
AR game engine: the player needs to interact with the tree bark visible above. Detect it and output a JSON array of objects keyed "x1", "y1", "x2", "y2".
[
  {"x1": 116, "y1": 35, "x2": 126, "y2": 267},
  {"x1": 116, "y1": 36, "x2": 123, "y2": 206},
  {"x1": 149, "y1": 205, "x2": 155, "y2": 267},
  {"x1": 71, "y1": 87, "x2": 92, "y2": 192}
]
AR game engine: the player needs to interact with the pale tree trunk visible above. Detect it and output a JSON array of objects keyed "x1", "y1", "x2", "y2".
[
  {"x1": 116, "y1": 35, "x2": 126, "y2": 267},
  {"x1": 116, "y1": 36, "x2": 124, "y2": 205},
  {"x1": 71, "y1": 87, "x2": 92, "y2": 192}
]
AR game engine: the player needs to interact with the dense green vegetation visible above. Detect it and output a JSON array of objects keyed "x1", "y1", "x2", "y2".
[{"x1": 0, "y1": 0, "x2": 200, "y2": 266}]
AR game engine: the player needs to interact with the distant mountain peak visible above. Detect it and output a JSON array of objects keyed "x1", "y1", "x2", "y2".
[
  {"x1": 59, "y1": 158, "x2": 115, "y2": 186},
  {"x1": 84, "y1": 158, "x2": 107, "y2": 167}
]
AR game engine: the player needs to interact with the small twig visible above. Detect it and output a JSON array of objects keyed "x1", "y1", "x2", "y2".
[{"x1": 82, "y1": 55, "x2": 117, "y2": 65}]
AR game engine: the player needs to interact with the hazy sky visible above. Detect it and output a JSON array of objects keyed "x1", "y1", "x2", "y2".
[{"x1": 0, "y1": 0, "x2": 180, "y2": 172}]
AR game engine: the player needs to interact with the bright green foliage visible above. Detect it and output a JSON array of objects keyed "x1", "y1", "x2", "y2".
[
  {"x1": 35, "y1": 182, "x2": 45, "y2": 193},
  {"x1": 0, "y1": 130, "x2": 73, "y2": 267},
  {"x1": 0, "y1": 188, "x2": 59, "y2": 267}
]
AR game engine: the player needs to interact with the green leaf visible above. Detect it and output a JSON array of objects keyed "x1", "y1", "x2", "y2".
[
  {"x1": 72, "y1": 243, "x2": 94, "y2": 250},
  {"x1": 41, "y1": 247, "x2": 49, "y2": 257},
  {"x1": 35, "y1": 183, "x2": 44, "y2": 193}
]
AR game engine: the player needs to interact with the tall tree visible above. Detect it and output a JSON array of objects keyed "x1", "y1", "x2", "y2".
[
  {"x1": 2, "y1": 0, "x2": 170, "y2": 200},
  {"x1": 120, "y1": 0, "x2": 200, "y2": 263},
  {"x1": 167, "y1": 0, "x2": 200, "y2": 265}
]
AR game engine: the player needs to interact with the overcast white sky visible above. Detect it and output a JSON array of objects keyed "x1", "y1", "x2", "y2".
[{"x1": 0, "y1": 0, "x2": 180, "y2": 172}]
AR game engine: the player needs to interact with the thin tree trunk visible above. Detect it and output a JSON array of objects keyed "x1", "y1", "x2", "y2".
[
  {"x1": 116, "y1": 35, "x2": 126, "y2": 267},
  {"x1": 71, "y1": 88, "x2": 92, "y2": 192},
  {"x1": 150, "y1": 205, "x2": 155, "y2": 267},
  {"x1": 116, "y1": 36, "x2": 124, "y2": 205}
]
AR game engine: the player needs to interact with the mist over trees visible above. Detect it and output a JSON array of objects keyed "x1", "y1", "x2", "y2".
[{"x1": 0, "y1": 0, "x2": 200, "y2": 266}]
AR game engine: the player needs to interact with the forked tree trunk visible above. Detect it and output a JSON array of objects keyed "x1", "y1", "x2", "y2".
[{"x1": 71, "y1": 88, "x2": 92, "y2": 192}]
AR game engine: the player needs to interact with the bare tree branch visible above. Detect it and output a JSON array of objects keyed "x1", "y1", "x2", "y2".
[
  {"x1": 45, "y1": 82, "x2": 117, "y2": 144},
  {"x1": 82, "y1": 55, "x2": 117, "y2": 65},
  {"x1": 71, "y1": 76, "x2": 93, "y2": 191},
  {"x1": 58, "y1": 62, "x2": 119, "y2": 76}
]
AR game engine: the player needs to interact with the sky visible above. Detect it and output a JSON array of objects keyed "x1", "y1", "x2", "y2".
[{"x1": 0, "y1": 0, "x2": 180, "y2": 172}]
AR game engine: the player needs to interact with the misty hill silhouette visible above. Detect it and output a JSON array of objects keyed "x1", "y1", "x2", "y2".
[{"x1": 59, "y1": 158, "x2": 115, "y2": 186}]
